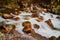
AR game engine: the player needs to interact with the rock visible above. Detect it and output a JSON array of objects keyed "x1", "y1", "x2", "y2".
[
  {"x1": 10, "y1": 37, "x2": 21, "y2": 40},
  {"x1": 50, "y1": 15, "x2": 53, "y2": 18},
  {"x1": 57, "y1": 36, "x2": 60, "y2": 40},
  {"x1": 49, "y1": 36, "x2": 57, "y2": 40},
  {"x1": 45, "y1": 19, "x2": 54, "y2": 29},
  {"x1": 33, "y1": 24, "x2": 40, "y2": 29},
  {"x1": 0, "y1": 32, "x2": 5, "y2": 40},
  {"x1": 32, "y1": 33, "x2": 49, "y2": 40},
  {"x1": 0, "y1": 13, "x2": 2, "y2": 16},
  {"x1": 22, "y1": 21, "x2": 31, "y2": 27},
  {"x1": 56, "y1": 16, "x2": 60, "y2": 19},
  {"x1": 22, "y1": 27, "x2": 35, "y2": 35},
  {"x1": 24, "y1": 17, "x2": 30, "y2": 20},
  {"x1": 0, "y1": 22, "x2": 7, "y2": 33},
  {"x1": 22, "y1": 21, "x2": 35, "y2": 35},
  {"x1": 36, "y1": 16, "x2": 43, "y2": 22},
  {"x1": 13, "y1": 11, "x2": 20, "y2": 15},
  {"x1": 31, "y1": 11, "x2": 39, "y2": 18},
  {"x1": 12, "y1": 17, "x2": 20, "y2": 21},
  {"x1": 22, "y1": 27, "x2": 32, "y2": 34},
  {"x1": 2, "y1": 13, "x2": 13, "y2": 19},
  {"x1": 20, "y1": 35, "x2": 37, "y2": 40}
]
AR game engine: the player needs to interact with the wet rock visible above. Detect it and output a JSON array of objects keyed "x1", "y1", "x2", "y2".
[
  {"x1": 31, "y1": 11, "x2": 39, "y2": 18},
  {"x1": 22, "y1": 21, "x2": 31, "y2": 27},
  {"x1": 10, "y1": 37, "x2": 21, "y2": 40},
  {"x1": 49, "y1": 36, "x2": 57, "y2": 40},
  {"x1": 24, "y1": 17, "x2": 30, "y2": 20},
  {"x1": 22, "y1": 21, "x2": 35, "y2": 35},
  {"x1": 13, "y1": 12, "x2": 20, "y2": 15},
  {"x1": 33, "y1": 24, "x2": 40, "y2": 29},
  {"x1": 32, "y1": 33, "x2": 49, "y2": 40},
  {"x1": 45, "y1": 19, "x2": 54, "y2": 29},
  {"x1": 22, "y1": 27, "x2": 32, "y2": 34},
  {"x1": 22, "y1": 27, "x2": 35, "y2": 35},
  {"x1": 56, "y1": 16, "x2": 60, "y2": 19},
  {"x1": 12, "y1": 17, "x2": 20, "y2": 21},
  {"x1": 57, "y1": 36, "x2": 60, "y2": 40},
  {"x1": 50, "y1": 15, "x2": 53, "y2": 18},
  {"x1": 2, "y1": 13, "x2": 13, "y2": 19},
  {"x1": 20, "y1": 35, "x2": 37, "y2": 40},
  {"x1": 36, "y1": 16, "x2": 43, "y2": 22}
]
